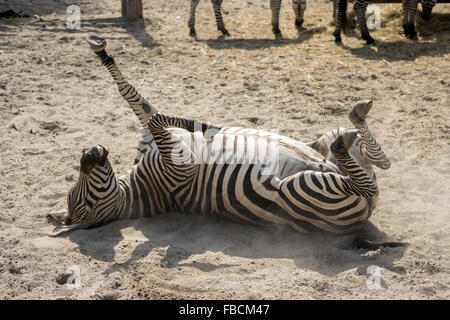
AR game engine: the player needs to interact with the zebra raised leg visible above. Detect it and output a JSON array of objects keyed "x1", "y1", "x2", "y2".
[
  {"x1": 349, "y1": 100, "x2": 391, "y2": 170},
  {"x1": 86, "y1": 36, "x2": 160, "y2": 128},
  {"x1": 86, "y1": 36, "x2": 162, "y2": 165}
]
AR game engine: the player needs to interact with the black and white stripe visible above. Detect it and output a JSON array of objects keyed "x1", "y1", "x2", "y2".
[{"x1": 188, "y1": 0, "x2": 307, "y2": 38}]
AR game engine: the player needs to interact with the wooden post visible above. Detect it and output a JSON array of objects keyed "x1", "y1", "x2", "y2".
[{"x1": 121, "y1": 0, "x2": 143, "y2": 20}]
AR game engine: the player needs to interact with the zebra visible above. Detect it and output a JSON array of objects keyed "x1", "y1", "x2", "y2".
[
  {"x1": 47, "y1": 36, "x2": 406, "y2": 249},
  {"x1": 333, "y1": 0, "x2": 435, "y2": 44},
  {"x1": 403, "y1": 0, "x2": 438, "y2": 39},
  {"x1": 188, "y1": 0, "x2": 307, "y2": 38}
]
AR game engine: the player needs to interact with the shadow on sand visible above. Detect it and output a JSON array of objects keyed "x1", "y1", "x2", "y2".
[{"x1": 64, "y1": 213, "x2": 408, "y2": 278}]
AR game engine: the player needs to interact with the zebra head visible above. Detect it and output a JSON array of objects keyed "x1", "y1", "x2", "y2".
[{"x1": 47, "y1": 145, "x2": 120, "y2": 236}]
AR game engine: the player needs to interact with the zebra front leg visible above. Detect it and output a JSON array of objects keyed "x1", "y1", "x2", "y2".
[
  {"x1": 147, "y1": 114, "x2": 197, "y2": 168},
  {"x1": 86, "y1": 36, "x2": 160, "y2": 128},
  {"x1": 406, "y1": 0, "x2": 418, "y2": 40},
  {"x1": 270, "y1": 0, "x2": 283, "y2": 38},
  {"x1": 349, "y1": 100, "x2": 391, "y2": 170},
  {"x1": 188, "y1": 0, "x2": 201, "y2": 37},
  {"x1": 354, "y1": 0, "x2": 375, "y2": 44},
  {"x1": 292, "y1": 0, "x2": 307, "y2": 29},
  {"x1": 211, "y1": 0, "x2": 230, "y2": 36},
  {"x1": 333, "y1": 0, "x2": 347, "y2": 43}
]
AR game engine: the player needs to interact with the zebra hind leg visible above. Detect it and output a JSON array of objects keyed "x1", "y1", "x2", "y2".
[{"x1": 349, "y1": 100, "x2": 391, "y2": 170}]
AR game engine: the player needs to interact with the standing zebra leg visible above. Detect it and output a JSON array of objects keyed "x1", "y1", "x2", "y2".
[
  {"x1": 333, "y1": 0, "x2": 347, "y2": 43},
  {"x1": 86, "y1": 36, "x2": 160, "y2": 128},
  {"x1": 402, "y1": 0, "x2": 410, "y2": 36},
  {"x1": 349, "y1": 100, "x2": 391, "y2": 170},
  {"x1": 354, "y1": 0, "x2": 375, "y2": 44},
  {"x1": 421, "y1": 0, "x2": 436, "y2": 21},
  {"x1": 211, "y1": 0, "x2": 230, "y2": 36},
  {"x1": 292, "y1": 0, "x2": 307, "y2": 29},
  {"x1": 270, "y1": 0, "x2": 283, "y2": 37},
  {"x1": 188, "y1": 0, "x2": 201, "y2": 37},
  {"x1": 406, "y1": 0, "x2": 418, "y2": 40}
]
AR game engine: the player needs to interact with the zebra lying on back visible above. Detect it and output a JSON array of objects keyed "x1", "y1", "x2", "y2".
[
  {"x1": 47, "y1": 36, "x2": 406, "y2": 249},
  {"x1": 333, "y1": 0, "x2": 438, "y2": 44},
  {"x1": 188, "y1": 0, "x2": 307, "y2": 38}
]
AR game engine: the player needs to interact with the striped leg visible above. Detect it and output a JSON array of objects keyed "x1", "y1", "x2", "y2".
[
  {"x1": 86, "y1": 36, "x2": 160, "y2": 128},
  {"x1": 211, "y1": 0, "x2": 230, "y2": 36},
  {"x1": 330, "y1": 130, "x2": 378, "y2": 198},
  {"x1": 349, "y1": 100, "x2": 391, "y2": 170},
  {"x1": 292, "y1": 0, "x2": 307, "y2": 29},
  {"x1": 270, "y1": 0, "x2": 283, "y2": 37},
  {"x1": 354, "y1": 0, "x2": 375, "y2": 44},
  {"x1": 188, "y1": 0, "x2": 201, "y2": 37},
  {"x1": 421, "y1": 0, "x2": 436, "y2": 21},
  {"x1": 406, "y1": 0, "x2": 419, "y2": 39},
  {"x1": 402, "y1": 0, "x2": 410, "y2": 36},
  {"x1": 147, "y1": 114, "x2": 198, "y2": 174},
  {"x1": 333, "y1": 0, "x2": 347, "y2": 43}
]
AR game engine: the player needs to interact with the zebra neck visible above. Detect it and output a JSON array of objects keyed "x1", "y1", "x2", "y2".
[{"x1": 115, "y1": 162, "x2": 169, "y2": 220}]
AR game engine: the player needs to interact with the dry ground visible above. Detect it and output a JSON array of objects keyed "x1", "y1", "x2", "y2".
[{"x1": 0, "y1": 0, "x2": 449, "y2": 299}]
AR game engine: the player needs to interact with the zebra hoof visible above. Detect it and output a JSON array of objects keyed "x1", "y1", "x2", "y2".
[
  {"x1": 342, "y1": 129, "x2": 358, "y2": 150},
  {"x1": 333, "y1": 30, "x2": 342, "y2": 43},
  {"x1": 220, "y1": 28, "x2": 230, "y2": 36},
  {"x1": 408, "y1": 32, "x2": 418, "y2": 40},
  {"x1": 86, "y1": 35, "x2": 107, "y2": 52},
  {"x1": 272, "y1": 27, "x2": 282, "y2": 38},
  {"x1": 189, "y1": 28, "x2": 197, "y2": 37},
  {"x1": 365, "y1": 37, "x2": 375, "y2": 45},
  {"x1": 332, "y1": 129, "x2": 358, "y2": 152},
  {"x1": 353, "y1": 100, "x2": 372, "y2": 118},
  {"x1": 422, "y1": 13, "x2": 431, "y2": 21},
  {"x1": 295, "y1": 19, "x2": 304, "y2": 28}
]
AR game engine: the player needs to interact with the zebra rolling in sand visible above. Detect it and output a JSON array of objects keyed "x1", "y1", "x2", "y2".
[
  {"x1": 47, "y1": 36, "x2": 406, "y2": 249},
  {"x1": 188, "y1": 0, "x2": 307, "y2": 38}
]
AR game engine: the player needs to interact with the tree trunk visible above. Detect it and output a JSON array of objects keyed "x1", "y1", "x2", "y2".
[{"x1": 121, "y1": 0, "x2": 143, "y2": 20}]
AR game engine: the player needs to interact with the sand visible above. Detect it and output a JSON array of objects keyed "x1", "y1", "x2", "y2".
[{"x1": 0, "y1": 0, "x2": 449, "y2": 299}]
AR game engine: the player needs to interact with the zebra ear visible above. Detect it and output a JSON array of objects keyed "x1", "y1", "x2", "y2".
[{"x1": 49, "y1": 223, "x2": 85, "y2": 237}]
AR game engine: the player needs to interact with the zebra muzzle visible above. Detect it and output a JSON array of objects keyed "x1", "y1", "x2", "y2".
[{"x1": 80, "y1": 145, "x2": 108, "y2": 174}]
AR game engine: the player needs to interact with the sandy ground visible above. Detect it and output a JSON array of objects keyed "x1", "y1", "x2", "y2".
[{"x1": 0, "y1": 0, "x2": 449, "y2": 300}]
